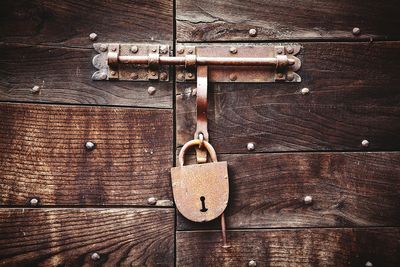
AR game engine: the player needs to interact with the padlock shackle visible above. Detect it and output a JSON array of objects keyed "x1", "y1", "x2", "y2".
[{"x1": 179, "y1": 139, "x2": 218, "y2": 166}]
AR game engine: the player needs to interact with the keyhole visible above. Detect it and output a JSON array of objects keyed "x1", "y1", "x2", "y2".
[{"x1": 200, "y1": 196, "x2": 208, "y2": 212}]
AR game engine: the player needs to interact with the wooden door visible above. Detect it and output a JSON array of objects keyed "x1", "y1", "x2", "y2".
[{"x1": 0, "y1": 1, "x2": 399, "y2": 266}]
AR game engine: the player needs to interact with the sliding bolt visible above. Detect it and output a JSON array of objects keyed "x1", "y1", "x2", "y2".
[
  {"x1": 352, "y1": 27, "x2": 361, "y2": 36},
  {"x1": 99, "y1": 44, "x2": 108, "y2": 52},
  {"x1": 148, "y1": 86, "x2": 156, "y2": 95},
  {"x1": 248, "y1": 260, "x2": 257, "y2": 267},
  {"x1": 361, "y1": 139, "x2": 369, "y2": 148},
  {"x1": 247, "y1": 142, "x2": 255, "y2": 151},
  {"x1": 91, "y1": 252, "x2": 100, "y2": 261},
  {"x1": 130, "y1": 45, "x2": 139, "y2": 53},
  {"x1": 148, "y1": 197, "x2": 158, "y2": 205},
  {"x1": 229, "y1": 47, "x2": 238, "y2": 54},
  {"x1": 304, "y1": 195, "x2": 313, "y2": 205},
  {"x1": 249, "y1": 28, "x2": 257, "y2": 37},
  {"x1": 301, "y1": 88, "x2": 310, "y2": 95},
  {"x1": 31, "y1": 85, "x2": 40, "y2": 94},
  {"x1": 89, "y1": 32, "x2": 98, "y2": 41},
  {"x1": 85, "y1": 141, "x2": 96, "y2": 151},
  {"x1": 29, "y1": 198, "x2": 39, "y2": 206}
]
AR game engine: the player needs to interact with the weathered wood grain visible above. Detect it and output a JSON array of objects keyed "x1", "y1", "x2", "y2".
[
  {"x1": 177, "y1": 42, "x2": 400, "y2": 152},
  {"x1": 0, "y1": 103, "x2": 173, "y2": 206},
  {"x1": 178, "y1": 152, "x2": 400, "y2": 230},
  {"x1": 0, "y1": 208, "x2": 174, "y2": 267},
  {"x1": 177, "y1": 228, "x2": 400, "y2": 266},
  {"x1": 0, "y1": 44, "x2": 172, "y2": 108},
  {"x1": 0, "y1": 0, "x2": 173, "y2": 47},
  {"x1": 177, "y1": 0, "x2": 400, "y2": 42}
]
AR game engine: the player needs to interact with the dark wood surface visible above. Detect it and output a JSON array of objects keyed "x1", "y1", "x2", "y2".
[
  {"x1": 0, "y1": 43, "x2": 172, "y2": 108},
  {"x1": 178, "y1": 152, "x2": 400, "y2": 230},
  {"x1": 0, "y1": 103, "x2": 173, "y2": 206},
  {"x1": 177, "y1": 228, "x2": 400, "y2": 266},
  {"x1": 177, "y1": 42, "x2": 400, "y2": 153},
  {"x1": 0, "y1": 208, "x2": 174, "y2": 267},
  {"x1": 177, "y1": 0, "x2": 400, "y2": 42},
  {"x1": 0, "y1": 0, "x2": 173, "y2": 47}
]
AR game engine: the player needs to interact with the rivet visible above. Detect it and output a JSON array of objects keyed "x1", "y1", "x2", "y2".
[
  {"x1": 229, "y1": 73, "x2": 237, "y2": 81},
  {"x1": 365, "y1": 261, "x2": 373, "y2": 267},
  {"x1": 301, "y1": 88, "x2": 310, "y2": 95},
  {"x1": 31, "y1": 85, "x2": 40, "y2": 94},
  {"x1": 152, "y1": 47, "x2": 157, "y2": 52},
  {"x1": 248, "y1": 260, "x2": 257, "y2": 267},
  {"x1": 277, "y1": 48, "x2": 283, "y2": 54},
  {"x1": 188, "y1": 49, "x2": 194, "y2": 54},
  {"x1": 187, "y1": 72, "x2": 194, "y2": 78},
  {"x1": 286, "y1": 46, "x2": 294, "y2": 54},
  {"x1": 287, "y1": 73, "x2": 294, "y2": 81},
  {"x1": 177, "y1": 73, "x2": 185, "y2": 81},
  {"x1": 247, "y1": 142, "x2": 255, "y2": 151},
  {"x1": 111, "y1": 47, "x2": 117, "y2": 52},
  {"x1": 160, "y1": 72, "x2": 168, "y2": 80},
  {"x1": 150, "y1": 71, "x2": 157, "y2": 76},
  {"x1": 130, "y1": 72, "x2": 138, "y2": 80},
  {"x1": 91, "y1": 252, "x2": 100, "y2": 261},
  {"x1": 229, "y1": 47, "x2": 237, "y2": 54},
  {"x1": 177, "y1": 47, "x2": 185, "y2": 54},
  {"x1": 99, "y1": 44, "x2": 108, "y2": 52},
  {"x1": 249, "y1": 28, "x2": 257, "y2": 37},
  {"x1": 352, "y1": 27, "x2": 361, "y2": 36},
  {"x1": 85, "y1": 141, "x2": 96, "y2": 151},
  {"x1": 99, "y1": 73, "x2": 107, "y2": 80},
  {"x1": 277, "y1": 73, "x2": 284, "y2": 79},
  {"x1": 148, "y1": 197, "x2": 158, "y2": 205},
  {"x1": 110, "y1": 71, "x2": 117, "y2": 76},
  {"x1": 29, "y1": 198, "x2": 39, "y2": 206},
  {"x1": 160, "y1": 45, "x2": 168, "y2": 54},
  {"x1": 130, "y1": 45, "x2": 138, "y2": 53},
  {"x1": 89, "y1": 33, "x2": 98, "y2": 41},
  {"x1": 304, "y1": 195, "x2": 313, "y2": 205},
  {"x1": 148, "y1": 86, "x2": 156, "y2": 95},
  {"x1": 361, "y1": 139, "x2": 369, "y2": 148}
]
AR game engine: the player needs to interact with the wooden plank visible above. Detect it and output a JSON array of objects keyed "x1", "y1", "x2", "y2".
[
  {"x1": 0, "y1": 0, "x2": 173, "y2": 47},
  {"x1": 177, "y1": 0, "x2": 400, "y2": 42},
  {"x1": 0, "y1": 43, "x2": 172, "y2": 108},
  {"x1": 0, "y1": 103, "x2": 173, "y2": 206},
  {"x1": 177, "y1": 228, "x2": 400, "y2": 266},
  {"x1": 0, "y1": 208, "x2": 174, "y2": 266},
  {"x1": 177, "y1": 152, "x2": 400, "y2": 230},
  {"x1": 177, "y1": 42, "x2": 400, "y2": 152}
]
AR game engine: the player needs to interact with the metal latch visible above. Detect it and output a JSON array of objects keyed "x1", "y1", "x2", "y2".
[{"x1": 92, "y1": 43, "x2": 301, "y2": 82}]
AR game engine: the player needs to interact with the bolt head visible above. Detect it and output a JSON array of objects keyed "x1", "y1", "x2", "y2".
[
  {"x1": 365, "y1": 261, "x2": 373, "y2": 267},
  {"x1": 31, "y1": 85, "x2": 40, "y2": 94},
  {"x1": 177, "y1": 47, "x2": 185, "y2": 54},
  {"x1": 99, "y1": 73, "x2": 108, "y2": 80},
  {"x1": 85, "y1": 141, "x2": 96, "y2": 151},
  {"x1": 89, "y1": 32, "x2": 98, "y2": 41},
  {"x1": 110, "y1": 71, "x2": 117, "y2": 76},
  {"x1": 229, "y1": 47, "x2": 237, "y2": 54},
  {"x1": 188, "y1": 49, "x2": 194, "y2": 54},
  {"x1": 361, "y1": 139, "x2": 369, "y2": 148},
  {"x1": 29, "y1": 198, "x2": 39, "y2": 206},
  {"x1": 160, "y1": 45, "x2": 168, "y2": 54},
  {"x1": 301, "y1": 88, "x2": 310, "y2": 95},
  {"x1": 249, "y1": 28, "x2": 257, "y2": 37},
  {"x1": 147, "y1": 197, "x2": 157, "y2": 205},
  {"x1": 286, "y1": 46, "x2": 294, "y2": 54},
  {"x1": 187, "y1": 72, "x2": 194, "y2": 78},
  {"x1": 247, "y1": 142, "x2": 255, "y2": 151},
  {"x1": 130, "y1": 45, "x2": 138, "y2": 53},
  {"x1": 352, "y1": 27, "x2": 361, "y2": 36},
  {"x1": 99, "y1": 44, "x2": 108, "y2": 52},
  {"x1": 229, "y1": 73, "x2": 237, "y2": 81},
  {"x1": 147, "y1": 86, "x2": 156, "y2": 95},
  {"x1": 248, "y1": 260, "x2": 257, "y2": 267},
  {"x1": 152, "y1": 48, "x2": 157, "y2": 52},
  {"x1": 277, "y1": 48, "x2": 283, "y2": 54},
  {"x1": 160, "y1": 72, "x2": 168, "y2": 80},
  {"x1": 91, "y1": 252, "x2": 100, "y2": 261},
  {"x1": 177, "y1": 73, "x2": 185, "y2": 81},
  {"x1": 304, "y1": 195, "x2": 313, "y2": 205}
]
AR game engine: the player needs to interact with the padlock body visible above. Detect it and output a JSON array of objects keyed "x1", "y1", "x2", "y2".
[{"x1": 171, "y1": 161, "x2": 229, "y2": 222}]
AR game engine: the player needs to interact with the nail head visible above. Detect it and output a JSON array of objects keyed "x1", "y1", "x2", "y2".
[
  {"x1": 148, "y1": 86, "x2": 156, "y2": 95},
  {"x1": 130, "y1": 45, "x2": 138, "y2": 53},
  {"x1": 249, "y1": 28, "x2": 257, "y2": 37},
  {"x1": 304, "y1": 195, "x2": 313, "y2": 205},
  {"x1": 31, "y1": 85, "x2": 40, "y2": 94},
  {"x1": 365, "y1": 261, "x2": 373, "y2": 267},
  {"x1": 301, "y1": 88, "x2": 310, "y2": 95},
  {"x1": 286, "y1": 46, "x2": 294, "y2": 54},
  {"x1": 89, "y1": 33, "x2": 98, "y2": 41},
  {"x1": 85, "y1": 141, "x2": 96, "y2": 151},
  {"x1": 247, "y1": 142, "x2": 255, "y2": 151},
  {"x1": 229, "y1": 73, "x2": 237, "y2": 81},
  {"x1": 91, "y1": 252, "x2": 100, "y2": 261},
  {"x1": 29, "y1": 198, "x2": 39, "y2": 206},
  {"x1": 229, "y1": 47, "x2": 237, "y2": 54},
  {"x1": 148, "y1": 197, "x2": 157, "y2": 205},
  {"x1": 177, "y1": 47, "x2": 185, "y2": 54},
  {"x1": 362, "y1": 139, "x2": 369, "y2": 148},
  {"x1": 160, "y1": 72, "x2": 168, "y2": 80},
  {"x1": 130, "y1": 72, "x2": 138, "y2": 80},
  {"x1": 248, "y1": 260, "x2": 257, "y2": 267},
  {"x1": 352, "y1": 27, "x2": 361, "y2": 36},
  {"x1": 99, "y1": 44, "x2": 108, "y2": 52}
]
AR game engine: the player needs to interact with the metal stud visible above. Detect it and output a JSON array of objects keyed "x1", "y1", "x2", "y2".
[
  {"x1": 229, "y1": 47, "x2": 237, "y2": 54},
  {"x1": 365, "y1": 261, "x2": 373, "y2": 267},
  {"x1": 249, "y1": 28, "x2": 257, "y2": 37},
  {"x1": 152, "y1": 48, "x2": 157, "y2": 53},
  {"x1": 188, "y1": 49, "x2": 194, "y2": 54},
  {"x1": 287, "y1": 73, "x2": 294, "y2": 81},
  {"x1": 160, "y1": 45, "x2": 168, "y2": 54},
  {"x1": 187, "y1": 72, "x2": 194, "y2": 78},
  {"x1": 89, "y1": 33, "x2": 98, "y2": 41},
  {"x1": 177, "y1": 73, "x2": 185, "y2": 81},
  {"x1": 160, "y1": 72, "x2": 168, "y2": 80},
  {"x1": 148, "y1": 197, "x2": 157, "y2": 205},
  {"x1": 99, "y1": 44, "x2": 108, "y2": 52},
  {"x1": 130, "y1": 45, "x2": 139, "y2": 53},
  {"x1": 352, "y1": 27, "x2": 361, "y2": 36},
  {"x1": 286, "y1": 46, "x2": 294, "y2": 54},
  {"x1": 85, "y1": 141, "x2": 96, "y2": 151},
  {"x1": 91, "y1": 252, "x2": 100, "y2": 261},
  {"x1": 304, "y1": 195, "x2": 313, "y2": 205},
  {"x1": 361, "y1": 139, "x2": 369, "y2": 148},
  {"x1": 29, "y1": 198, "x2": 39, "y2": 206},
  {"x1": 31, "y1": 85, "x2": 40, "y2": 94},
  {"x1": 247, "y1": 142, "x2": 255, "y2": 151},
  {"x1": 229, "y1": 73, "x2": 237, "y2": 81},
  {"x1": 110, "y1": 71, "x2": 117, "y2": 76},
  {"x1": 301, "y1": 88, "x2": 310, "y2": 95},
  {"x1": 248, "y1": 260, "x2": 257, "y2": 267},
  {"x1": 111, "y1": 47, "x2": 117, "y2": 52},
  {"x1": 177, "y1": 47, "x2": 185, "y2": 54},
  {"x1": 277, "y1": 48, "x2": 283, "y2": 54},
  {"x1": 130, "y1": 72, "x2": 138, "y2": 80},
  {"x1": 99, "y1": 73, "x2": 107, "y2": 80},
  {"x1": 147, "y1": 86, "x2": 156, "y2": 95}
]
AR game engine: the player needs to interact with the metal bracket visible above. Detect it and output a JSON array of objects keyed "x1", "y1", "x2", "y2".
[{"x1": 92, "y1": 44, "x2": 301, "y2": 82}]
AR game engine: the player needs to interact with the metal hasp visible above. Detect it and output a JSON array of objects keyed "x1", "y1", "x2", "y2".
[{"x1": 92, "y1": 44, "x2": 302, "y2": 82}]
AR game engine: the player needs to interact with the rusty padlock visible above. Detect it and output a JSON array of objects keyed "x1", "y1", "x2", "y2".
[{"x1": 171, "y1": 139, "x2": 229, "y2": 223}]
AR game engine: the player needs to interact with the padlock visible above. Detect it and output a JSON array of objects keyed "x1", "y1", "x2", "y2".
[{"x1": 171, "y1": 139, "x2": 229, "y2": 222}]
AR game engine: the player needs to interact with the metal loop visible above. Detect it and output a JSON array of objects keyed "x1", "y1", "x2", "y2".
[{"x1": 179, "y1": 139, "x2": 217, "y2": 166}]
